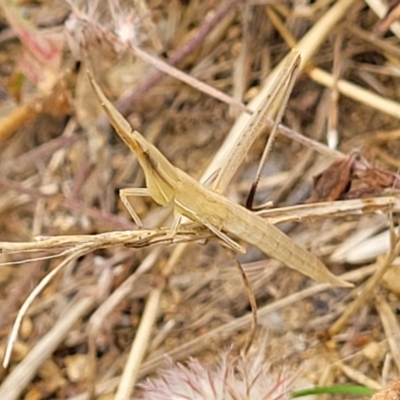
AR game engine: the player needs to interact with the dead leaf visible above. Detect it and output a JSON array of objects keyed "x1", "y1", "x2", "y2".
[
  {"x1": 354, "y1": 166, "x2": 400, "y2": 191},
  {"x1": 308, "y1": 153, "x2": 400, "y2": 203},
  {"x1": 307, "y1": 155, "x2": 355, "y2": 202}
]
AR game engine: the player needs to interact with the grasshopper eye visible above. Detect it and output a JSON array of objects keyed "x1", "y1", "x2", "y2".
[{"x1": 143, "y1": 149, "x2": 159, "y2": 171}]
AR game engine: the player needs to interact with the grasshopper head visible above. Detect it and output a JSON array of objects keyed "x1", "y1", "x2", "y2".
[{"x1": 87, "y1": 72, "x2": 178, "y2": 208}]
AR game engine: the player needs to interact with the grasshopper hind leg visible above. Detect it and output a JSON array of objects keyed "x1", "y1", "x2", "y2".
[
  {"x1": 175, "y1": 199, "x2": 245, "y2": 253},
  {"x1": 122, "y1": 185, "x2": 245, "y2": 255},
  {"x1": 170, "y1": 213, "x2": 183, "y2": 235},
  {"x1": 204, "y1": 222, "x2": 246, "y2": 254}
]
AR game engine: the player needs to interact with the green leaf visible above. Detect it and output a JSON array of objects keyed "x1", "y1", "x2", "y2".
[{"x1": 291, "y1": 385, "x2": 376, "y2": 398}]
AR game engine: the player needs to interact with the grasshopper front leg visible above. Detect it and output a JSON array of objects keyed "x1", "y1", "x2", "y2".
[
  {"x1": 119, "y1": 188, "x2": 150, "y2": 228},
  {"x1": 121, "y1": 187, "x2": 184, "y2": 236}
]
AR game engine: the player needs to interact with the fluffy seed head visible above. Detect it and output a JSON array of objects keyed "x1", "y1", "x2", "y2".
[{"x1": 138, "y1": 350, "x2": 294, "y2": 400}]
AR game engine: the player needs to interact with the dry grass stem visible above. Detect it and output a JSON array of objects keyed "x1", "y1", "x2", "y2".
[
  {"x1": 375, "y1": 293, "x2": 400, "y2": 374},
  {"x1": 308, "y1": 67, "x2": 400, "y2": 119},
  {"x1": 3, "y1": 245, "x2": 92, "y2": 368},
  {"x1": 329, "y1": 228, "x2": 400, "y2": 336},
  {"x1": 114, "y1": 0, "x2": 241, "y2": 113},
  {"x1": 115, "y1": 289, "x2": 161, "y2": 400},
  {"x1": 366, "y1": 0, "x2": 400, "y2": 37},
  {"x1": 231, "y1": 255, "x2": 258, "y2": 355},
  {"x1": 336, "y1": 360, "x2": 383, "y2": 390},
  {"x1": 1, "y1": 195, "x2": 399, "y2": 263}
]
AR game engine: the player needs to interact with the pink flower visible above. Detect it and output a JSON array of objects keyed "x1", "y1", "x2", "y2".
[{"x1": 138, "y1": 350, "x2": 293, "y2": 400}]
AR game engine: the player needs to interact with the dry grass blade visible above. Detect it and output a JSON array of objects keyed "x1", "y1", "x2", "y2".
[
  {"x1": 86, "y1": 247, "x2": 163, "y2": 398},
  {"x1": 375, "y1": 293, "x2": 400, "y2": 374},
  {"x1": 366, "y1": 0, "x2": 400, "y2": 37},
  {"x1": 0, "y1": 228, "x2": 209, "y2": 259},
  {"x1": 246, "y1": 50, "x2": 300, "y2": 209},
  {"x1": 212, "y1": 49, "x2": 300, "y2": 192},
  {"x1": 3, "y1": 245, "x2": 92, "y2": 368},
  {"x1": 336, "y1": 361, "x2": 383, "y2": 390},
  {"x1": 308, "y1": 68, "x2": 400, "y2": 119},
  {"x1": 115, "y1": 290, "x2": 160, "y2": 400},
  {"x1": 0, "y1": 226, "x2": 205, "y2": 255},
  {"x1": 0, "y1": 104, "x2": 37, "y2": 143},
  {"x1": 329, "y1": 222, "x2": 400, "y2": 336}
]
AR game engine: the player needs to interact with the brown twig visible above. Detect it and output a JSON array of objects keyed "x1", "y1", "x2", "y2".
[
  {"x1": 115, "y1": 0, "x2": 240, "y2": 116},
  {"x1": 0, "y1": 176, "x2": 135, "y2": 230}
]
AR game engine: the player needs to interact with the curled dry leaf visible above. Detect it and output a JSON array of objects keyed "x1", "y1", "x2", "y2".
[
  {"x1": 307, "y1": 153, "x2": 400, "y2": 203},
  {"x1": 354, "y1": 166, "x2": 400, "y2": 191},
  {"x1": 307, "y1": 154, "x2": 355, "y2": 203}
]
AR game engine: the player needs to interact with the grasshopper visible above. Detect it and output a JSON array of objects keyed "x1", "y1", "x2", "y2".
[{"x1": 88, "y1": 73, "x2": 351, "y2": 287}]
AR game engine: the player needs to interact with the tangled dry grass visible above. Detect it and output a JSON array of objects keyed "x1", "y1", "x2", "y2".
[{"x1": 1, "y1": 0, "x2": 400, "y2": 399}]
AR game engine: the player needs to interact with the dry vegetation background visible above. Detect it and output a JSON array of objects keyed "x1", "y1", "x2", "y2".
[{"x1": 2, "y1": 0, "x2": 400, "y2": 399}]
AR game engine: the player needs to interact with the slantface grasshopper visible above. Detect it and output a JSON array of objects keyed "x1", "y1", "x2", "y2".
[{"x1": 88, "y1": 72, "x2": 351, "y2": 288}]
